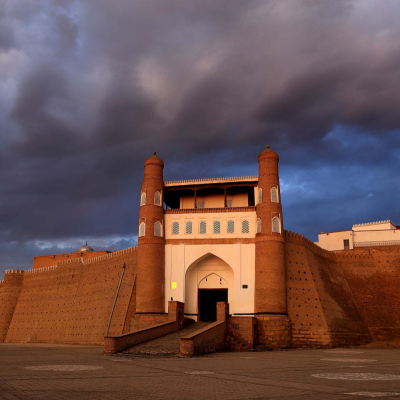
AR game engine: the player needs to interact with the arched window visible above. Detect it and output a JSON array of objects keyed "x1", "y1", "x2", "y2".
[
  {"x1": 172, "y1": 222, "x2": 179, "y2": 235},
  {"x1": 227, "y1": 220, "x2": 235, "y2": 233},
  {"x1": 140, "y1": 192, "x2": 146, "y2": 206},
  {"x1": 154, "y1": 191, "x2": 162, "y2": 206},
  {"x1": 271, "y1": 187, "x2": 278, "y2": 203},
  {"x1": 257, "y1": 218, "x2": 261, "y2": 233},
  {"x1": 258, "y1": 188, "x2": 262, "y2": 204},
  {"x1": 241, "y1": 220, "x2": 250, "y2": 233},
  {"x1": 185, "y1": 221, "x2": 193, "y2": 234},
  {"x1": 213, "y1": 220, "x2": 220, "y2": 234},
  {"x1": 139, "y1": 222, "x2": 145, "y2": 237},
  {"x1": 154, "y1": 221, "x2": 162, "y2": 237},
  {"x1": 199, "y1": 221, "x2": 206, "y2": 234},
  {"x1": 272, "y1": 217, "x2": 280, "y2": 233}
]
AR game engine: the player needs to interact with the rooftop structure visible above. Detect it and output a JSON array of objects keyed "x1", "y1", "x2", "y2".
[{"x1": 316, "y1": 220, "x2": 400, "y2": 251}]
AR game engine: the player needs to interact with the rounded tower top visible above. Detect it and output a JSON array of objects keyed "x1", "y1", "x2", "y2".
[
  {"x1": 144, "y1": 152, "x2": 164, "y2": 168},
  {"x1": 258, "y1": 145, "x2": 279, "y2": 162},
  {"x1": 78, "y1": 241, "x2": 94, "y2": 252}
]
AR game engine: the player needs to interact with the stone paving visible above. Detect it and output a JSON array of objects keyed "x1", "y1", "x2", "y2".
[
  {"x1": 124, "y1": 321, "x2": 211, "y2": 355},
  {"x1": 0, "y1": 343, "x2": 400, "y2": 399}
]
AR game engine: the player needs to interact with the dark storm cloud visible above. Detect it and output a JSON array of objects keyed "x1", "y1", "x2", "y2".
[{"x1": 1, "y1": 0, "x2": 400, "y2": 274}]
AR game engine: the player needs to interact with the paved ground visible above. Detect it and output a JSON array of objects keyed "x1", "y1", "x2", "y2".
[
  {"x1": 1, "y1": 344, "x2": 400, "y2": 399},
  {"x1": 124, "y1": 321, "x2": 211, "y2": 355}
]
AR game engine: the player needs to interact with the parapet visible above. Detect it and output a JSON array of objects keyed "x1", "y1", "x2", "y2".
[
  {"x1": 82, "y1": 246, "x2": 137, "y2": 264},
  {"x1": 353, "y1": 220, "x2": 392, "y2": 228},
  {"x1": 5, "y1": 269, "x2": 24, "y2": 275},
  {"x1": 25, "y1": 265, "x2": 58, "y2": 274},
  {"x1": 164, "y1": 176, "x2": 258, "y2": 187}
]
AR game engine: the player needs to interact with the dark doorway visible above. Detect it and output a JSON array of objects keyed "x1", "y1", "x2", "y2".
[{"x1": 198, "y1": 289, "x2": 228, "y2": 322}]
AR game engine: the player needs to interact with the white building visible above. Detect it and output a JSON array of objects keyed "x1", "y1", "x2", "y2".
[{"x1": 316, "y1": 220, "x2": 400, "y2": 251}]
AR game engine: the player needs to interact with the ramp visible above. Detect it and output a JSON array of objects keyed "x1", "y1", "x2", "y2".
[{"x1": 124, "y1": 322, "x2": 211, "y2": 356}]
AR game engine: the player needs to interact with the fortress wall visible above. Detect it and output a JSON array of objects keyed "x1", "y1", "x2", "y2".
[
  {"x1": 32, "y1": 251, "x2": 110, "y2": 269},
  {"x1": 336, "y1": 246, "x2": 400, "y2": 342},
  {"x1": 0, "y1": 270, "x2": 24, "y2": 342},
  {"x1": 5, "y1": 247, "x2": 137, "y2": 345},
  {"x1": 285, "y1": 234, "x2": 331, "y2": 347},
  {"x1": 285, "y1": 231, "x2": 371, "y2": 347}
]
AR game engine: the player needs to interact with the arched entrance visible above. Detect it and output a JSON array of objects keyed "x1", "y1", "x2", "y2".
[{"x1": 185, "y1": 254, "x2": 234, "y2": 321}]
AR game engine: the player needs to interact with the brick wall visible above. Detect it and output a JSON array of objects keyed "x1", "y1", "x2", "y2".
[
  {"x1": 226, "y1": 316, "x2": 256, "y2": 350},
  {"x1": 4, "y1": 247, "x2": 137, "y2": 345},
  {"x1": 255, "y1": 315, "x2": 291, "y2": 349},
  {"x1": 285, "y1": 231, "x2": 373, "y2": 348},
  {"x1": 32, "y1": 251, "x2": 110, "y2": 270},
  {"x1": 0, "y1": 270, "x2": 24, "y2": 342},
  {"x1": 337, "y1": 246, "x2": 400, "y2": 343}
]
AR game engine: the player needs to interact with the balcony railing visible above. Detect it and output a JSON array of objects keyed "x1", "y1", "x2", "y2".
[
  {"x1": 165, "y1": 207, "x2": 256, "y2": 214},
  {"x1": 164, "y1": 176, "x2": 258, "y2": 187}
]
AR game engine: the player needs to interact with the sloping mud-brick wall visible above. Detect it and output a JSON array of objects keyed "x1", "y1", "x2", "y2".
[
  {"x1": 336, "y1": 246, "x2": 400, "y2": 342},
  {"x1": 4, "y1": 247, "x2": 137, "y2": 345},
  {"x1": 285, "y1": 231, "x2": 371, "y2": 348}
]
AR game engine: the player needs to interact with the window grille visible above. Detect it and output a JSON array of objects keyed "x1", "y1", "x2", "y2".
[
  {"x1": 196, "y1": 201, "x2": 204, "y2": 209},
  {"x1": 257, "y1": 218, "x2": 261, "y2": 233},
  {"x1": 344, "y1": 239, "x2": 350, "y2": 250},
  {"x1": 172, "y1": 222, "x2": 179, "y2": 235},
  {"x1": 258, "y1": 189, "x2": 262, "y2": 203},
  {"x1": 139, "y1": 222, "x2": 145, "y2": 237},
  {"x1": 272, "y1": 217, "x2": 280, "y2": 233},
  {"x1": 199, "y1": 221, "x2": 206, "y2": 234},
  {"x1": 271, "y1": 187, "x2": 278, "y2": 203},
  {"x1": 226, "y1": 200, "x2": 232, "y2": 208},
  {"x1": 227, "y1": 220, "x2": 234, "y2": 233},
  {"x1": 154, "y1": 221, "x2": 162, "y2": 237},
  {"x1": 213, "y1": 220, "x2": 220, "y2": 234},
  {"x1": 140, "y1": 192, "x2": 146, "y2": 206},
  {"x1": 154, "y1": 191, "x2": 161, "y2": 206},
  {"x1": 186, "y1": 221, "x2": 193, "y2": 234},
  {"x1": 241, "y1": 220, "x2": 250, "y2": 233}
]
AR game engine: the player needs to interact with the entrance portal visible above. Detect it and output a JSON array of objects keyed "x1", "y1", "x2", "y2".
[{"x1": 198, "y1": 289, "x2": 227, "y2": 322}]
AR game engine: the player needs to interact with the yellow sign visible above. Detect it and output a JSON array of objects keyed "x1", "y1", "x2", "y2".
[{"x1": 171, "y1": 282, "x2": 177, "y2": 289}]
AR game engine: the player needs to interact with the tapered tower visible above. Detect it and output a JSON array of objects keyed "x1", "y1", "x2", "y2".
[
  {"x1": 136, "y1": 152, "x2": 165, "y2": 314},
  {"x1": 254, "y1": 146, "x2": 287, "y2": 314}
]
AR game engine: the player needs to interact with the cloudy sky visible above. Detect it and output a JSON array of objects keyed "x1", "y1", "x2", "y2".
[{"x1": 1, "y1": 0, "x2": 399, "y2": 274}]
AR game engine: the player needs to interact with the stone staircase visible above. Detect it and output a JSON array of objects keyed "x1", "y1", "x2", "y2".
[
  {"x1": 226, "y1": 331, "x2": 255, "y2": 352},
  {"x1": 123, "y1": 321, "x2": 212, "y2": 356}
]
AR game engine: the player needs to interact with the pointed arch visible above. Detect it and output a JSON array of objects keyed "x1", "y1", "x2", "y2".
[{"x1": 184, "y1": 253, "x2": 234, "y2": 318}]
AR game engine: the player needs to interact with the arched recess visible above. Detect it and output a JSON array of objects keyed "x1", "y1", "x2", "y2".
[{"x1": 185, "y1": 253, "x2": 234, "y2": 319}]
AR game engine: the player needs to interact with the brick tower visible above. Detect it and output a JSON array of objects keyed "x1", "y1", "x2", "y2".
[
  {"x1": 255, "y1": 146, "x2": 287, "y2": 314},
  {"x1": 136, "y1": 152, "x2": 165, "y2": 314}
]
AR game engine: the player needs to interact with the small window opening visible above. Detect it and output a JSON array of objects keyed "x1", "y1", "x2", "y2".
[
  {"x1": 271, "y1": 187, "x2": 278, "y2": 203},
  {"x1": 196, "y1": 200, "x2": 204, "y2": 209},
  {"x1": 186, "y1": 221, "x2": 193, "y2": 234},
  {"x1": 257, "y1": 218, "x2": 261, "y2": 233},
  {"x1": 241, "y1": 220, "x2": 250, "y2": 233},
  {"x1": 154, "y1": 221, "x2": 162, "y2": 237},
  {"x1": 213, "y1": 220, "x2": 221, "y2": 234},
  {"x1": 140, "y1": 192, "x2": 146, "y2": 206},
  {"x1": 272, "y1": 217, "x2": 280, "y2": 233},
  {"x1": 172, "y1": 222, "x2": 179, "y2": 235},
  {"x1": 139, "y1": 222, "x2": 145, "y2": 237},
  {"x1": 199, "y1": 221, "x2": 206, "y2": 234},
  {"x1": 154, "y1": 191, "x2": 162, "y2": 206}
]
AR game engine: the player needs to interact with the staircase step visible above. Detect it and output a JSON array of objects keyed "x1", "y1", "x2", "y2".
[{"x1": 123, "y1": 321, "x2": 212, "y2": 356}]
